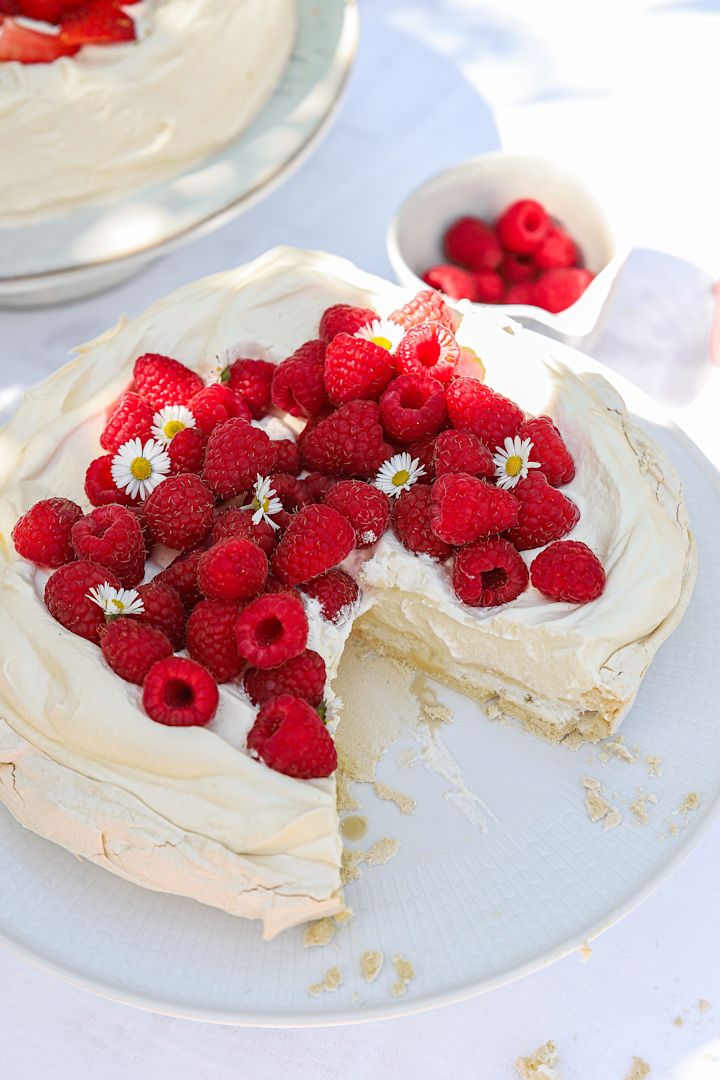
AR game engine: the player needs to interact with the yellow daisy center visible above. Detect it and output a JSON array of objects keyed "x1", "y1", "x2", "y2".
[
  {"x1": 163, "y1": 420, "x2": 186, "y2": 439},
  {"x1": 505, "y1": 455, "x2": 523, "y2": 477},
  {"x1": 130, "y1": 456, "x2": 153, "y2": 480},
  {"x1": 111, "y1": 599, "x2": 125, "y2": 612},
  {"x1": 392, "y1": 468, "x2": 410, "y2": 487},
  {"x1": 371, "y1": 335, "x2": 393, "y2": 351}
]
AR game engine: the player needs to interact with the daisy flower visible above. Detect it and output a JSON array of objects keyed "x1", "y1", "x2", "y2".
[
  {"x1": 111, "y1": 437, "x2": 170, "y2": 501},
  {"x1": 151, "y1": 405, "x2": 196, "y2": 445},
  {"x1": 355, "y1": 317, "x2": 405, "y2": 354},
  {"x1": 242, "y1": 474, "x2": 284, "y2": 530},
  {"x1": 87, "y1": 584, "x2": 145, "y2": 618},
  {"x1": 493, "y1": 435, "x2": 540, "y2": 490},
  {"x1": 375, "y1": 452, "x2": 425, "y2": 497}
]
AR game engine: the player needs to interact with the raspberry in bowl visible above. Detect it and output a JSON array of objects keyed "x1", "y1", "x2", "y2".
[{"x1": 387, "y1": 152, "x2": 629, "y2": 347}]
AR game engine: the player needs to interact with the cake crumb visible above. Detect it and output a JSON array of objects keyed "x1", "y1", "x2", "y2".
[
  {"x1": 585, "y1": 789, "x2": 611, "y2": 822},
  {"x1": 668, "y1": 821, "x2": 680, "y2": 837},
  {"x1": 366, "y1": 837, "x2": 401, "y2": 866},
  {"x1": 600, "y1": 736, "x2": 637, "y2": 765},
  {"x1": 679, "y1": 792, "x2": 700, "y2": 815},
  {"x1": 307, "y1": 966, "x2": 343, "y2": 997},
  {"x1": 341, "y1": 838, "x2": 401, "y2": 883},
  {"x1": 372, "y1": 780, "x2": 416, "y2": 815},
  {"x1": 672, "y1": 1015, "x2": 684, "y2": 1027},
  {"x1": 334, "y1": 907, "x2": 353, "y2": 924},
  {"x1": 623, "y1": 1058, "x2": 651, "y2": 1080},
  {"x1": 603, "y1": 806, "x2": 623, "y2": 830},
  {"x1": 395, "y1": 746, "x2": 418, "y2": 769},
  {"x1": 629, "y1": 792, "x2": 658, "y2": 826},
  {"x1": 515, "y1": 1040, "x2": 560, "y2": 1079},
  {"x1": 583, "y1": 778, "x2": 622, "y2": 829},
  {"x1": 699, "y1": 999, "x2": 711, "y2": 1013},
  {"x1": 389, "y1": 953, "x2": 415, "y2": 997},
  {"x1": 335, "y1": 767, "x2": 361, "y2": 814},
  {"x1": 485, "y1": 696, "x2": 502, "y2": 721},
  {"x1": 578, "y1": 941, "x2": 592, "y2": 962},
  {"x1": 360, "y1": 950, "x2": 383, "y2": 984},
  {"x1": 645, "y1": 755, "x2": 663, "y2": 778},
  {"x1": 303, "y1": 917, "x2": 335, "y2": 948},
  {"x1": 583, "y1": 776, "x2": 601, "y2": 791}
]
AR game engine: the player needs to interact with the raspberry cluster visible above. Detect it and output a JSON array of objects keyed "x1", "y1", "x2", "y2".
[
  {"x1": 13, "y1": 290, "x2": 606, "y2": 780},
  {"x1": 422, "y1": 199, "x2": 595, "y2": 313}
]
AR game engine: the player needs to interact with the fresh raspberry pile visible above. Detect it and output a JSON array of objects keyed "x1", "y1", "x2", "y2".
[
  {"x1": 12, "y1": 289, "x2": 605, "y2": 782},
  {"x1": 422, "y1": 199, "x2": 594, "y2": 313},
  {"x1": 0, "y1": 0, "x2": 139, "y2": 64}
]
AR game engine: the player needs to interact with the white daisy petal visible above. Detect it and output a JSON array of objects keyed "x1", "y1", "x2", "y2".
[
  {"x1": 111, "y1": 436, "x2": 171, "y2": 501},
  {"x1": 492, "y1": 434, "x2": 540, "y2": 490},
  {"x1": 375, "y1": 452, "x2": 425, "y2": 497},
  {"x1": 151, "y1": 405, "x2": 196, "y2": 445},
  {"x1": 241, "y1": 474, "x2": 283, "y2": 529},
  {"x1": 355, "y1": 317, "x2": 405, "y2": 354},
  {"x1": 87, "y1": 584, "x2": 145, "y2": 618}
]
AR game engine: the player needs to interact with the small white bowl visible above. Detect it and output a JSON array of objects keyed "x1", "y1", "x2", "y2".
[{"x1": 387, "y1": 152, "x2": 630, "y2": 348}]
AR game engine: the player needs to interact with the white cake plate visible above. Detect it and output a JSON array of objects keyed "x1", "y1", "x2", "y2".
[
  {"x1": 0, "y1": 0, "x2": 358, "y2": 308},
  {"x1": 0, "y1": 350, "x2": 718, "y2": 1026}
]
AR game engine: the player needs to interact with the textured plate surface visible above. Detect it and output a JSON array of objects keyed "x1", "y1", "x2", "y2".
[
  {"x1": 0, "y1": 392, "x2": 718, "y2": 1025},
  {"x1": 0, "y1": 0, "x2": 357, "y2": 299}
]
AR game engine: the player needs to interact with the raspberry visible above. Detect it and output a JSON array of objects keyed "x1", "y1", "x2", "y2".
[
  {"x1": 299, "y1": 568, "x2": 359, "y2": 622},
  {"x1": 379, "y1": 373, "x2": 447, "y2": 443},
  {"x1": 270, "y1": 473, "x2": 312, "y2": 530},
  {"x1": 300, "y1": 400, "x2": 392, "y2": 478},
  {"x1": 444, "y1": 216, "x2": 502, "y2": 271},
  {"x1": 223, "y1": 358, "x2": 274, "y2": 419},
  {"x1": 503, "y1": 283, "x2": 537, "y2": 305},
  {"x1": 500, "y1": 252, "x2": 538, "y2": 284},
  {"x1": 155, "y1": 549, "x2": 204, "y2": 610},
  {"x1": 235, "y1": 592, "x2": 308, "y2": 669},
  {"x1": 392, "y1": 485, "x2": 452, "y2": 560},
  {"x1": 395, "y1": 322, "x2": 460, "y2": 385},
  {"x1": 530, "y1": 540, "x2": 605, "y2": 603},
  {"x1": 187, "y1": 384, "x2": 251, "y2": 435},
  {"x1": 243, "y1": 649, "x2": 326, "y2": 707},
  {"x1": 133, "y1": 354, "x2": 203, "y2": 411},
  {"x1": 534, "y1": 268, "x2": 594, "y2": 313},
  {"x1": 71, "y1": 504, "x2": 146, "y2": 588},
  {"x1": 389, "y1": 289, "x2": 461, "y2": 333},
  {"x1": 100, "y1": 619, "x2": 172, "y2": 684},
  {"x1": 323, "y1": 480, "x2": 390, "y2": 548},
  {"x1": 212, "y1": 506, "x2": 279, "y2": 557},
  {"x1": 505, "y1": 471, "x2": 580, "y2": 550},
  {"x1": 446, "y1": 378, "x2": 523, "y2": 448},
  {"x1": 142, "y1": 656, "x2": 218, "y2": 727},
  {"x1": 12, "y1": 497, "x2": 82, "y2": 568},
  {"x1": 144, "y1": 473, "x2": 214, "y2": 551},
  {"x1": 186, "y1": 598, "x2": 243, "y2": 682},
  {"x1": 534, "y1": 226, "x2": 578, "y2": 270},
  {"x1": 100, "y1": 392, "x2": 153, "y2": 453},
  {"x1": 85, "y1": 455, "x2": 134, "y2": 507},
  {"x1": 496, "y1": 199, "x2": 549, "y2": 254},
  {"x1": 246, "y1": 694, "x2": 336, "y2": 779},
  {"x1": 319, "y1": 304, "x2": 377, "y2": 342},
  {"x1": 433, "y1": 429, "x2": 494, "y2": 480},
  {"x1": 430, "y1": 473, "x2": 518, "y2": 546},
  {"x1": 44, "y1": 560, "x2": 120, "y2": 643},
  {"x1": 324, "y1": 333, "x2": 395, "y2": 406},
  {"x1": 407, "y1": 435, "x2": 438, "y2": 482},
  {"x1": 519, "y1": 416, "x2": 575, "y2": 486},
  {"x1": 272, "y1": 504, "x2": 355, "y2": 586},
  {"x1": 202, "y1": 417, "x2": 275, "y2": 499},
  {"x1": 422, "y1": 264, "x2": 478, "y2": 301},
  {"x1": 271, "y1": 438, "x2": 301, "y2": 476},
  {"x1": 135, "y1": 581, "x2": 186, "y2": 648},
  {"x1": 303, "y1": 471, "x2": 339, "y2": 502},
  {"x1": 197, "y1": 537, "x2": 267, "y2": 601},
  {"x1": 167, "y1": 426, "x2": 207, "y2": 474},
  {"x1": 473, "y1": 270, "x2": 505, "y2": 303},
  {"x1": 453, "y1": 537, "x2": 529, "y2": 607},
  {"x1": 271, "y1": 340, "x2": 329, "y2": 419},
  {"x1": 129, "y1": 504, "x2": 153, "y2": 553}
]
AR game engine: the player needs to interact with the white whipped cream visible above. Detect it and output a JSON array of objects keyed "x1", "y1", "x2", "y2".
[
  {"x1": 0, "y1": 0, "x2": 297, "y2": 223},
  {"x1": 0, "y1": 248, "x2": 696, "y2": 935}
]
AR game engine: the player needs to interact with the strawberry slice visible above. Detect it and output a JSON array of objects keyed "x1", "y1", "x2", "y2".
[
  {"x1": 0, "y1": 2, "x2": 21, "y2": 16},
  {"x1": 0, "y1": 16, "x2": 79, "y2": 61},
  {"x1": 59, "y1": 1, "x2": 135, "y2": 46},
  {"x1": 18, "y1": 0, "x2": 69, "y2": 23}
]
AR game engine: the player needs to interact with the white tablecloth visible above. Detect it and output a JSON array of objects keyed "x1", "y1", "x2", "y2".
[{"x1": 1, "y1": 2, "x2": 719, "y2": 1077}]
